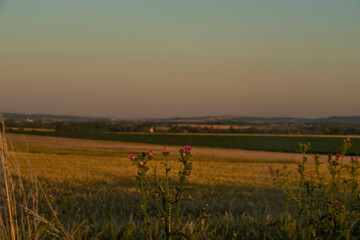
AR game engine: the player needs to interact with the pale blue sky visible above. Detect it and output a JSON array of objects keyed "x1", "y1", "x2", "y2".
[{"x1": 1, "y1": 0, "x2": 359, "y2": 118}]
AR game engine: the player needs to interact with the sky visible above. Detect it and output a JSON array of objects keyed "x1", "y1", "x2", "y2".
[{"x1": 0, "y1": 0, "x2": 359, "y2": 119}]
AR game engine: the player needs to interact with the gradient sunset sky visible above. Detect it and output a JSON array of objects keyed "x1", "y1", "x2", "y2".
[{"x1": 1, "y1": 0, "x2": 359, "y2": 119}]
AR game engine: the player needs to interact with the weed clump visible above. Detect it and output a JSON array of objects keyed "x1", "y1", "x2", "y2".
[
  {"x1": 129, "y1": 145, "x2": 208, "y2": 239},
  {"x1": 269, "y1": 138, "x2": 360, "y2": 239}
]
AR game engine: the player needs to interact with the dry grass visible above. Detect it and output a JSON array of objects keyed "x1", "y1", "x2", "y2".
[{"x1": 0, "y1": 116, "x2": 69, "y2": 240}]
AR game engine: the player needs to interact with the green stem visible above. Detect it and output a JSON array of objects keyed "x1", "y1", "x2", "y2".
[
  {"x1": 139, "y1": 178, "x2": 152, "y2": 240},
  {"x1": 165, "y1": 156, "x2": 172, "y2": 237}
]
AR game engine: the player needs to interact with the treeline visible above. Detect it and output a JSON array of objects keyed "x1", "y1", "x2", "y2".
[
  {"x1": 6, "y1": 121, "x2": 155, "y2": 133},
  {"x1": 5, "y1": 120, "x2": 360, "y2": 135}
]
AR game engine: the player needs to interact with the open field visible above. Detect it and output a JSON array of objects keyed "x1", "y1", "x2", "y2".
[
  {"x1": 7, "y1": 133, "x2": 307, "y2": 162},
  {"x1": 4, "y1": 133, "x2": 354, "y2": 239},
  {"x1": 9, "y1": 131, "x2": 360, "y2": 155},
  {"x1": 7, "y1": 127, "x2": 56, "y2": 132}
]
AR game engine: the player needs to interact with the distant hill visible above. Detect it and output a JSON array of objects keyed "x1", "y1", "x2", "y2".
[
  {"x1": 2, "y1": 113, "x2": 113, "y2": 122},
  {"x1": 313, "y1": 116, "x2": 360, "y2": 124},
  {"x1": 218, "y1": 117, "x2": 309, "y2": 124},
  {"x1": 2, "y1": 113, "x2": 360, "y2": 124},
  {"x1": 153, "y1": 116, "x2": 360, "y2": 124},
  {"x1": 152, "y1": 116, "x2": 309, "y2": 124}
]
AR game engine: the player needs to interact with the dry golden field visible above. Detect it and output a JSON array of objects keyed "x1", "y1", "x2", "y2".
[{"x1": 3, "y1": 133, "x2": 340, "y2": 239}]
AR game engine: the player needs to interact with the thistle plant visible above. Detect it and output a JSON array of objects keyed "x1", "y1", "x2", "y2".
[
  {"x1": 130, "y1": 145, "x2": 207, "y2": 240},
  {"x1": 269, "y1": 138, "x2": 360, "y2": 239}
]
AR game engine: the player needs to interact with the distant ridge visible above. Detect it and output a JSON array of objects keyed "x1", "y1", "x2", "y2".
[
  {"x1": 152, "y1": 116, "x2": 310, "y2": 124},
  {"x1": 152, "y1": 116, "x2": 360, "y2": 124},
  {"x1": 2, "y1": 113, "x2": 360, "y2": 124},
  {"x1": 313, "y1": 116, "x2": 360, "y2": 124},
  {"x1": 2, "y1": 113, "x2": 112, "y2": 122}
]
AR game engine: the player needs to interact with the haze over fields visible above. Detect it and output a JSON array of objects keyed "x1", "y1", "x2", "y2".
[{"x1": 1, "y1": 0, "x2": 359, "y2": 118}]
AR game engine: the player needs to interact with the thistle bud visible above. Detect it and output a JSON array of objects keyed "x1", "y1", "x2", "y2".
[{"x1": 163, "y1": 146, "x2": 170, "y2": 156}]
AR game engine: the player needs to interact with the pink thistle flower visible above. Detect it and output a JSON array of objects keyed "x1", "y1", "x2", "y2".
[
  {"x1": 184, "y1": 145, "x2": 192, "y2": 152},
  {"x1": 139, "y1": 161, "x2": 144, "y2": 166},
  {"x1": 334, "y1": 200, "x2": 340, "y2": 206},
  {"x1": 268, "y1": 165, "x2": 273, "y2": 170},
  {"x1": 148, "y1": 150, "x2": 154, "y2": 157},
  {"x1": 271, "y1": 175, "x2": 276, "y2": 179},
  {"x1": 129, "y1": 154, "x2": 136, "y2": 161},
  {"x1": 335, "y1": 154, "x2": 341, "y2": 159},
  {"x1": 310, "y1": 172, "x2": 314, "y2": 177},
  {"x1": 347, "y1": 138, "x2": 351, "y2": 141},
  {"x1": 355, "y1": 157, "x2": 359, "y2": 161},
  {"x1": 187, "y1": 169, "x2": 191, "y2": 175}
]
